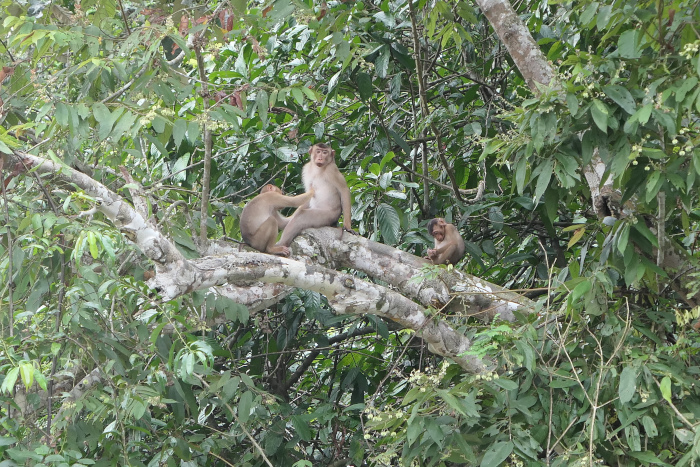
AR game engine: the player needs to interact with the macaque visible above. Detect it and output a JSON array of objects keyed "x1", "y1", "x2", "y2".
[
  {"x1": 425, "y1": 218, "x2": 465, "y2": 265},
  {"x1": 240, "y1": 184, "x2": 315, "y2": 257},
  {"x1": 277, "y1": 143, "x2": 355, "y2": 247}
]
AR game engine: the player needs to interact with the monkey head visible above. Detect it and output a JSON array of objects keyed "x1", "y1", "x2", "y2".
[
  {"x1": 261, "y1": 184, "x2": 284, "y2": 194},
  {"x1": 309, "y1": 143, "x2": 335, "y2": 168},
  {"x1": 427, "y1": 218, "x2": 448, "y2": 242}
]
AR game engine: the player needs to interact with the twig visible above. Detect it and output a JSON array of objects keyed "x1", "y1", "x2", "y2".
[{"x1": 116, "y1": 0, "x2": 132, "y2": 35}]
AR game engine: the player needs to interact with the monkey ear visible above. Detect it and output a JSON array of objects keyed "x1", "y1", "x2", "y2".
[
  {"x1": 308, "y1": 146, "x2": 314, "y2": 155},
  {"x1": 331, "y1": 149, "x2": 336, "y2": 157}
]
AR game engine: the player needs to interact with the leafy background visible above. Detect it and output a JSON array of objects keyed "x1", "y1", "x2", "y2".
[{"x1": 1, "y1": 0, "x2": 699, "y2": 465}]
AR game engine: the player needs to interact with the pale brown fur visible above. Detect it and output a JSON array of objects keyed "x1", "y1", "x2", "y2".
[
  {"x1": 425, "y1": 218, "x2": 465, "y2": 265},
  {"x1": 277, "y1": 143, "x2": 355, "y2": 247},
  {"x1": 240, "y1": 184, "x2": 315, "y2": 256}
]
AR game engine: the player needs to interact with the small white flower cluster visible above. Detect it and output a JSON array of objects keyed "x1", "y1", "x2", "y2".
[
  {"x1": 473, "y1": 370, "x2": 499, "y2": 381},
  {"x1": 638, "y1": 387, "x2": 650, "y2": 404},
  {"x1": 139, "y1": 109, "x2": 158, "y2": 126},
  {"x1": 681, "y1": 41, "x2": 700, "y2": 60}
]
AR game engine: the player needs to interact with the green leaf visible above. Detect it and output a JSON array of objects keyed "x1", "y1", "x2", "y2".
[
  {"x1": 634, "y1": 104, "x2": 652, "y2": 125},
  {"x1": 256, "y1": 90, "x2": 269, "y2": 127},
  {"x1": 480, "y1": 441, "x2": 513, "y2": 467},
  {"x1": 618, "y1": 366, "x2": 636, "y2": 404},
  {"x1": 110, "y1": 111, "x2": 137, "y2": 140},
  {"x1": 645, "y1": 171, "x2": 663, "y2": 202},
  {"x1": 238, "y1": 390, "x2": 253, "y2": 424},
  {"x1": 628, "y1": 451, "x2": 664, "y2": 465},
  {"x1": 377, "y1": 203, "x2": 400, "y2": 245},
  {"x1": 515, "y1": 340, "x2": 535, "y2": 372},
  {"x1": 642, "y1": 416, "x2": 658, "y2": 438},
  {"x1": 571, "y1": 280, "x2": 591, "y2": 302},
  {"x1": 617, "y1": 224, "x2": 630, "y2": 255},
  {"x1": 173, "y1": 119, "x2": 187, "y2": 148},
  {"x1": 660, "y1": 376, "x2": 672, "y2": 403},
  {"x1": 187, "y1": 121, "x2": 200, "y2": 144},
  {"x1": 291, "y1": 87, "x2": 304, "y2": 106},
  {"x1": 632, "y1": 219, "x2": 658, "y2": 247},
  {"x1": 1, "y1": 367, "x2": 19, "y2": 394},
  {"x1": 19, "y1": 362, "x2": 34, "y2": 390},
  {"x1": 488, "y1": 207, "x2": 504, "y2": 231},
  {"x1": 549, "y1": 378, "x2": 578, "y2": 388},
  {"x1": 327, "y1": 71, "x2": 341, "y2": 93},
  {"x1": 292, "y1": 415, "x2": 313, "y2": 441},
  {"x1": 618, "y1": 29, "x2": 641, "y2": 59},
  {"x1": 491, "y1": 378, "x2": 517, "y2": 390},
  {"x1": 603, "y1": 85, "x2": 636, "y2": 114},
  {"x1": 591, "y1": 99, "x2": 609, "y2": 132},
  {"x1": 387, "y1": 128, "x2": 411, "y2": 154},
  {"x1": 567, "y1": 228, "x2": 585, "y2": 249},
  {"x1": 533, "y1": 158, "x2": 553, "y2": 204},
  {"x1": 376, "y1": 45, "x2": 390, "y2": 78},
  {"x1": 88, "y1": 232, "x2": 99, "y2": 259},
  {"x1": 356, "y1": 72, "x2": 373, "y2": 100},
  {"x1": 0, "y1": 437, "x2": 17, "y2": 447},
  {"x1": 579, "y1": 2, "x2": 598, "y2": 25},
  {"x1": 92, "y1": 102, "x2": 111, "y2": 124},
  {"x1": 515, "y1": 157, "x2": 528, "y2": 194}
]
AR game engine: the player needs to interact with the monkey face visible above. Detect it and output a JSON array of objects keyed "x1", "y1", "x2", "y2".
[
  {"x1": 310, "y1": 144, "x2": 334, "y2": 167},
  {"x1": 429, "y1": 218, "x2": 448, "y2": 241}
]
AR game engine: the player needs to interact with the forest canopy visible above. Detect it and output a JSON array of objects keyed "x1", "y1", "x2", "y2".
[{"x1": 1, "y1": 0, "x2": 700, "y2": 466}]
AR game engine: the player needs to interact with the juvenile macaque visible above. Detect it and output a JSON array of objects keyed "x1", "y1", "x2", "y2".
[
  {"x1": 425, "y1": 218, "x2": 465, "y2": 265},
  {"x1": 240, "y1": 184, "x2": 314, "y2": 257},
  {"x1": 277, "y1": 143, "x2": 355, "y2": 247}
]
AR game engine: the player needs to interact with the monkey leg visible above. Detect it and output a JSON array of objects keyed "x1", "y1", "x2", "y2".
[
  {"x1": 245, "y1": 218, "x2": 286, "y2": 256},
  {"x1": 435, "y1": 244, "x2": 458, "y2": 265},
  {"x1": 277, "y1": 208, "x2": 340, "y2": 247}
]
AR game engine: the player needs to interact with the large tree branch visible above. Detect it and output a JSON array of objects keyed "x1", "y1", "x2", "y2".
[{"x1": 151, "y1": 251, "x2": 490, "y2": 372}]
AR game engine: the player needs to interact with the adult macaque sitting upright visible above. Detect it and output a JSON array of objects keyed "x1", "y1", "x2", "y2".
[
  {"x1": 277, "y1": 143, "x2": 355, "y2": 247},
  {"x1": 240, "y1": 184, "x2": 315, "y2": 257},
  {"x1": 425, "y1": 218, "x2": 465, "y2": 265}
]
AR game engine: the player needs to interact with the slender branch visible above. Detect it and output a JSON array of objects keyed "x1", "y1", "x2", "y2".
[
  {"x1": 101, "y1": 61, "x2": 148, "y2": 104},
  {"x1": 0, "y1": 156, "x2": 13, "y2": 336},
  {"x1": 392, "y1": 157, "x2": 481, "y2": 200},
  {"x1": 407, "y1": 0, "x2": 463, "y2": 202},
  {"x1": 116, "y1": 0, "x2": 132, "y2": 35},
  {"x1": 194, "y1": 39, "x2": 213, "y2": 248},
  {"x1": 284, "y1": 326, "x2": 377, "y2": 391}
]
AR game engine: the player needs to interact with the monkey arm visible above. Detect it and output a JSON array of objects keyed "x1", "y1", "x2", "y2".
[
  {"x1": 337, "y1": 178, "x2": 355, "y2": 234},
  {"x1": 270, "y1": 190, "x2": 314, "y2": 209},
  {"x1": 427, "y1": 242, "x2": 459, "y2": 265}
]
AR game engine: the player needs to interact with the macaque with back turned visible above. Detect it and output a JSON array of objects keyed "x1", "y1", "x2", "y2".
[
  {"x1": 425, "y1": 218, "x2": 465, "y2": 265},
  {"x1": 277, "y1": 143, "x2": 355, "y2": 247},
  {"x1": 240, "y1": 184, "x2": 315, "y2": 257}
]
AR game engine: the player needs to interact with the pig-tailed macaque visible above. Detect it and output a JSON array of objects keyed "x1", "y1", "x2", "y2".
[
  {"x1": 277, "y1": 143, "x2": 355, "y2": 247},
  {"x1": 240, "y1": 184, "x2": 315, "y2": 257},
  {"x1": 425, "y1": 218, "x2": 465, "y2": 265}
]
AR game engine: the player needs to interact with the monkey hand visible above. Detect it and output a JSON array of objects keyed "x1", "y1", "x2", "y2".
[{"x1": 337, "y1": 226, "x2": 357, "y2": 240}]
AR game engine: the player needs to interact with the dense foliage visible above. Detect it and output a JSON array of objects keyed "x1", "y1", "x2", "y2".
[{"x1": 1, "y1": 0, "x2": 699, "y2": 465}]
